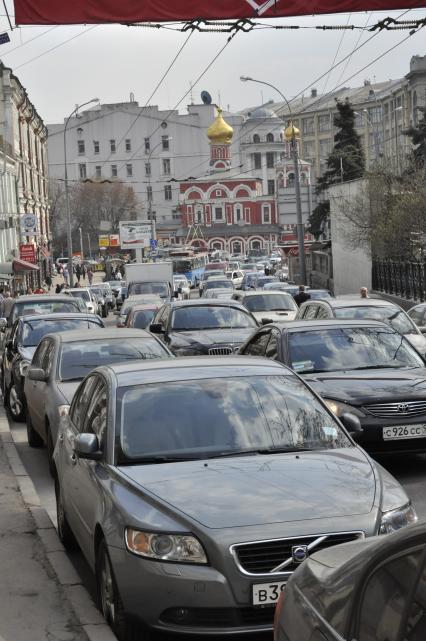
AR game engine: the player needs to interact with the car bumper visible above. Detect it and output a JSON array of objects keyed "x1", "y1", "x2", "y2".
[
  {"x1": 109, "y1": 546, "x2": 274, "y2": 635},
  {"x1": 356, "y1": 415, "x2": 426, "y2": 453}
]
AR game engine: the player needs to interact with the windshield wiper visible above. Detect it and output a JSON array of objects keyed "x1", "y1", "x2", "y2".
[
  {"x1": 206, "y1": 447, "x2": 314, "y2": 459},
  {"x1": 348, "y1": 364, "x2": 404, "y2": 370},
  {"x1": 132, "y1": 455, "x2": 197, "y2": 463}
]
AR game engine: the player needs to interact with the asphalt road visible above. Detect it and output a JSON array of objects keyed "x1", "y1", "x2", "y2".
[{"x1": 7, "y1": 307, "x2": 426, "y2": 641}]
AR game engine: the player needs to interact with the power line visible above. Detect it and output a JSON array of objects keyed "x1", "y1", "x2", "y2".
[
  {"x1": 1, "y1": 25, "x2": 57, "y2": 55},
  {"x1": 321, "y1": 12, "x2": 352, "y2": 95}
]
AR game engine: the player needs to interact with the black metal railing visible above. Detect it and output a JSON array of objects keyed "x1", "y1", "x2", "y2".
[{"x1": 372, "y1": 259, "x2": 426, "y2": 302}]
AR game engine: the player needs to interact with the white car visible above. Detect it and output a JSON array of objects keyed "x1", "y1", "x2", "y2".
[
  {"x1": 232, "y1": 290, "x2": 298, "y2": 323},
  {"x1": 63, "y1": 288, "x2": 97, "y2": 314},
  {"x1": 172, "y1": 276, "x2": 190, "y2": 299},
  {"x1": 225, "y1": 270, "x2": 244, "y2": 289}
]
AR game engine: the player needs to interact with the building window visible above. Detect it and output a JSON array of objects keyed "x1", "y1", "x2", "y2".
[
  {"x1": 234, "y1": 204, "x2": 243, "y2": 224},
  {"x1": 245, "y1": 207, "x2": 251, "y2": 223},
  {"x1": 111, "y1": 165, "x2": 117, "y2": 177},
  {"x1": 368, "y1": 106, "x2": 382, "y2": 124},
  {"x1": 110, "y1": 139, "x2": 116, "y2": 153},
  {"x1": 214, "y1": 207, "x2": 223, "y2": 221},
  {"x1": 215, "y1": 189, "x2": 222, "y2": 196},
  {"x1": 319, "y1": 139, "x2": 332, "y2": 159},
  {"x1": 95, "y1": 166, "x2": 101, "y2": 178},
  {"x1": 262, "y1": 205, "x2": 271, "y2": 224},
  {"x1": 145, "y1": 162, "x2": 151, "y2": 176},
  {"x1": 147, "y1": 186, "x2": 153, "y2": 201},
  {"x1": 266, "y1": 152, "x2": 275, "y2": 168},
  {"x1": 302, "y1": 118, "x2": 314, "y2": 134},
  {"x1": 195, "y1": 208, "x2": 203, "y2": 223},
  {"x1": 93, "y1": 140, "x2": 100, "y2": 154},
  {"x1": 126, "y1": 164, "x2": 133, "y2": 177},
  {"x1": 164, "y1": 185, "x2": 172, "y2": 200},
  {"x1": 253, "y1": 134, "x2": 260, "y2": 143},
  {"x1": 303, "y1": 140, "x2": 316, "y2": 162},
  {"x1": 79, "y1": 163, "x2": 87, "y2": 179},
  {"x1": 125, "y1": 138, "x2": 131, "y2": 152},
  {"x1": 144, "y1": 138, "x2": 150, "y2": 153},
  {"x1": 162, "y1": 158, "x2": 171, "y2": 175},
  {"x1": 287, "y1": 173, "x2": 295, "y2": 187},
  {"x1": 162, "y1": 135, "x2": 170, "y2": 150},
  {"x1": 77, "y1": 140, "x2": 85, "y2": 155},
  {"x1": 267, "y1": 179, "x2": 275, "y2": 195},
  {"x1": 253, "y1": 153, "x2": 262, "y2": 170},
  {"x1": 266, "y1": 133, "x2": 274, "y2": 142},
  {"x1": 318, "y1": 115, "x2": 331, "y2": 132}
]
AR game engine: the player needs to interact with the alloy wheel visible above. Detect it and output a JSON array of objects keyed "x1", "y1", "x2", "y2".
[
  {"x1": 9, "y1": 386, "x2": 23, "y2": 419},
  {"x1": 100, "y1": 552, "x2": 116, "y2": 624}
]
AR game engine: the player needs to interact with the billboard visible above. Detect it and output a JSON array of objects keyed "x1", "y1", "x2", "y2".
[
  {"x1": 98, "y1": 235, "x2": 110, "y2": 248},
  {"x1": 109, "y1": 234, "x2": 120, "y2": 247},
  {"x1": 119, "y1": 221, "x2": 151, "y2": 250},
  {"x1": 13, "y1": 0, "x2": 420, "y2": 24},
  {"x1": 20, "y1": 243, "x2": 37, "y2": 264}
]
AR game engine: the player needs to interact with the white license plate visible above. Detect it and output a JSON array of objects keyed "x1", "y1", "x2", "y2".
[
  {"x1": 383, "y1": 425, "x2": 426, "y2": 440},
  {"x1": 252, "y1": 581, "x2": 286, "y2": 606}
]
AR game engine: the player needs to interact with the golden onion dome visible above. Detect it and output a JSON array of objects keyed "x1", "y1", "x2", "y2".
[
  {"x1": 207, "y1": 108, "x2": 234, "y2": 145},
  {"x1": 284, "y1": 122, "x2": 301, "y2": 141}
]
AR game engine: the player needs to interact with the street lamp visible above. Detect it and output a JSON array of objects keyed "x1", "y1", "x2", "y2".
[
  {"x1": 63, "y1": 98, "x2": 99, "y2": 278},
  {"x1": 240, "y1": 76, "x2": 307, "y2": 284}
]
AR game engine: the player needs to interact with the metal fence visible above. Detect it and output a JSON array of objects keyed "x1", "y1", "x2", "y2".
[{"x1": 372, "y1": 259, "x2": 426, "y2": 302}]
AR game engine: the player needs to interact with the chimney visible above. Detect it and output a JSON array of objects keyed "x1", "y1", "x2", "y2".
[{"x1": 311, "y1": 88, "x2": 317, "y2": 98}]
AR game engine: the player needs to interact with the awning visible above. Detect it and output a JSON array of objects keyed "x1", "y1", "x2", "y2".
[{"x1": 13, "y1": 258, "x2": 40, "y2": 272}]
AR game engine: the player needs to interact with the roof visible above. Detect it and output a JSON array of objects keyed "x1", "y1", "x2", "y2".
[
  {"x1": 322, "y1": 297, "x2": 398, "y2": 309},
  {"x1": 264, "y1": 319, "x2": 393, "y2": 331},
  {"x1": 236, "y1": 290, "x2": 293, "y2": 298},
  {"x1": 128, "y1": 303, "x2": 162, "y2": 311},
  {"x1": 17, "y1": 313, "x2": 100, "y2": 323},
  {"x1": 14, "y1": 295, "x2": 76, "y2": 303},
  {"x1": 46, "y1": 328, "x2": 152, "y2": 343},
  {"x1": 166, "y1": 299, "x2": 249, "y2": 310}
]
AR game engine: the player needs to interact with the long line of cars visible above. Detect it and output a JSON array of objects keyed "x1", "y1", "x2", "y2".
[{"x1": 2, "y1": 254, "x2": 426, "y2": 641}]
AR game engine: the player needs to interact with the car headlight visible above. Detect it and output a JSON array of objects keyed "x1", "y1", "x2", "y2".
[
  {"x1": 19, "y1": 360, "x2": 30, "y2": 377},
  {"x1": 125, "y1": 528, "x2": 208, "y2": 564},
  {"x1": 323, "y1": 399, "x2": 365, "y2": 418},
  {"x1": 379, "y1": 503, "x2": 417, "y2": 535}
]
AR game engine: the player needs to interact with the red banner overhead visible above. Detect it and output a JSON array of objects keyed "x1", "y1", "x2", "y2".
[{"x1": 13, "y1": 0, "x2": 426, "y2": 25}]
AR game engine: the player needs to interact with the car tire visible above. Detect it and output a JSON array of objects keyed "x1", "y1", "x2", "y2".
[
  {"x1": 46, "y1": 421, "x2": 56, "y2": 477},
  {"x1": 7, "y1": 382, "x2": 26, "y2": 422},
  {"x1": 55, "y1": 478, "x2": 77, "y2": 551},
  {"x1": 96, "y1": 539, "x2": 149, "y2": 641},
  {"x1": 26, "y1": 412, "x2": 43, "y2": 448}
]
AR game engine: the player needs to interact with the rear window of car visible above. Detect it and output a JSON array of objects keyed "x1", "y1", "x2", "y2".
[
  {"x1": 244, "y1": 293, "x2": 297, "y2": 312},
  {"x1": 130, "y1": 310, "x2": 157, "y2": 329},
  {"x1": 67, "y1": 290, "x2": 90, "y2": 302},
  {"x1": 12, "y1": 300, "x2": 80, "y2": 323},
  {"x1": 171, "y1": 305, "x2": 256, "y2": 330},
  {"x1": 22, "y1": 318, "x2": 103, "y2": 346},
  {"x1": 334, "y1": 305, "x2": 418, "y2": 335}
]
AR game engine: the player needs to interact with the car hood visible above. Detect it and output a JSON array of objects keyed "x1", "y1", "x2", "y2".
[
  {"x1": 169, "y1": 327, "x2": 255, "y2": 349},
  {"x1": 56, "y1": 381, "x2": 81, "y2": 404},
  {"x1": 19, "y1": 346, "x2": 37, "y2": 362},
  {"x1": 251, "y1": 310, "x2": 297, "y2": 322},
  {"x1": 303, "y1": 367, "x2": 426, "y2": 404},
  {"x1": 120, "y1": 448, "x2": 376, "y2": 529}
]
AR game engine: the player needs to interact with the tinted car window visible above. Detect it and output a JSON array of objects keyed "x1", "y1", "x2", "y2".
[
  {"x1": 22, "y1": 318, "x2": 102, "y2": 346},
  {"x1": 11, "y1": 300, "x2": 80, "y2": 323},
  {"x1": 204, "y1": 280, "x2": 233, "y2": 290},
  {"x1": 358, "y1": 551, "x2": 422, "y2": 641},
  {"x1": 409, "y1": 307, "x2": 426, "y2": 327},
  {"x1": 244, "y1": 294, "x2": 296, "y2": 312},
  {"x1": 405, "y1": 560, "x2": 426, "y2": 640},
  {"x1": 128, "y1": 282, "x2": 169, "y2": 297},
  {"x1": 130, "y1": 310, "x2": 157, "y2": 329},
  {"x1": 303, "y1": 305, "x2": 319, "y2": 319},
  {"x1": 59, "y1": 338, "x2": 168, "y2": 381},
  {"x1": 265, "y1": 332, "x2": 280, "y2": 359},
  {"x1": 119, "y1": 375, "x2": 351, "y2": 461},
  {"x1": 70, "y1": 376, "x2": 99, "y2": 432},
  {"x1": 171, "y1": 306, "x2": 257, "y2": 330},
  {"x1": 245, "y1": 332, "x2": 270, "y2": 356},
  {"x1": 288, "y1": 327, "x2": 424, "y2": 374},
  {"x1": 334, "y1": 305, "x2": 418, "y2": 335},
  {"x1": 67, "y1": 290, "x2": 90, "y2": 301}
]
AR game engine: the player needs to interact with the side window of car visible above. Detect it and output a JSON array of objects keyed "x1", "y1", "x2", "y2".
[
  {"x1": 410, "y1": 308, "x2": 426, "y2": 327},
  {"x1": 32, "y1": 340, "x2": 49, "y2": 368},
  {"x1": 316, "y1": 305, "x2": 331, "y2": 320},
  {"x1": 70, "y1": 376, "x2": 99, "y2": 433},
  {"x1": 403, "y1": 557, "x2": 426, "y2": 640},
  {"x1": 156, "y1": 306, "x2": 168, "y2": 328},
  {"x1": 265, "y1": 331, "x2": 280, "y2": 360},
  {"x1": 246, "y1": 331, "x2": 270, "y2": 356},
  {"x1": 83, "y1": 380, "x2": 108, "y2": 450},
  {"x1": 304, "y1": 305, "x2": 319, "y2": 320},
  {"x1": 357, "y1": 550, "x2": 423, "y2": 641},
  {"x1": 41, "y1": 341, "x2": 55, "y2": 377}
]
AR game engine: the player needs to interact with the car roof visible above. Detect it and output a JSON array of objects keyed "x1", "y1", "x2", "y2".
[
  {"x1": 18, "y1": 313, "x2": 100, "y2": 323},
  {"x1": 106, "y1": 355, "x2": 292, "y2": 387},
  {"x1": 261, "y1": 319, "x2": 394, "y2": 332},
  {"x1": 129, "y1": 303, "x2": 162, "y2": 311},
  {"x1": 14, "y1": 295, "x2": 77, "y2": 303},
  {"x1": 64, "y1": 287, "x2": 90, "y2": 293},
  {"x1": 318, "y1": 297, "x2": 398, "y2": 308},
  {"x1": 44, "y1": 328, "x2": 152, "y2": 343},
  {"x1": 236, "y1": 290, "x2": 292, "y2": 297},
  {"x1": 166, "y1": 299, "x2": 249, "y2": 310}
]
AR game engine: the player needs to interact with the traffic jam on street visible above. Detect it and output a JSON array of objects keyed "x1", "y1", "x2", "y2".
[{"x1": 3, "y1": 251, "x2": 426, "y2": 641}]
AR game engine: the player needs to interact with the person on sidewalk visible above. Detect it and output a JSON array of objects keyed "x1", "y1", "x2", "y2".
[
  {"x1": 63, "y1": 267, "x2": 69, "y2": 287},
  {"x1": 81, "y1": 264, "x2": 86, "y2": 281},
  {"x1": 294, "y1": 285, "x2": 311, "y2": 306},
  {"x1": 87, "y1": 268, "x2": 94, "y2": 286},
  {"x1": 55, "y1": 283, "x2": 62, "y2": 294},
  {"x1": 0, "y1": 291, "x2": 14, "y2": 319},
  {"x1": 75, "y1": 264, "x2": 81, "y2": 283},
  {"x1": 45, "y1": 274, "x2": 52, "y2": 291}
]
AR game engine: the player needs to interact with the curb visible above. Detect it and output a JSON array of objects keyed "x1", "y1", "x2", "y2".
[{"x1": 0, "y1": 406, "x2": 117, "y2": 641}]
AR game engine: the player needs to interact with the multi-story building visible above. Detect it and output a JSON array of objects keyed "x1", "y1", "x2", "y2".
[{"x1": 0, "y1": 62, "x2": 49, "y2": 288}]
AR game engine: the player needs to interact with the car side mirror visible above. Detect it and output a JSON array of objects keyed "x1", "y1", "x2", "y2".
[
  {"x1": 74, "y1": 433, "x2": 102, "y2": 460},
  {"x1": 340, "y1": 412, "x2": 362, "y2": 435},
  {"x1": 150, "y1": 323, "x2": 164, "y2": 334},
  {"x1": 261, "y1": 318, "x2": 273, "y2": 325},
  {"x1": 0, "y1": 317, "x2": 6, "y2": 330},
  {"x1": 28, "y1": 367, "x2": 48, "y2": 382}
]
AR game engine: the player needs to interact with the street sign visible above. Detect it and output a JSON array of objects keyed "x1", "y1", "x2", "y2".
[
  {"x1": 150, "y1": 239, "x2": 157, "y2": 248},
  {"x1": 20, "y1": 213, "x2": 38, "y2": 235},
  {"x1": 119, "y1": 221, "x2": 151, "y2": 249},
  {"x1": 98, "y1": 235, "x2": 110, "y2": 248},
  {"x1": 109, "y1": 234, "x2": 120, "y2": 247},
  {"x1": 19, "y1": 243, "x2": 37, "y2": 264}
]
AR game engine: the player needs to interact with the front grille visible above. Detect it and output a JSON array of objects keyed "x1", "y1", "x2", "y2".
[
  {"x1": 208, "y1": 346, "x2": 233, "y2": 356},
  {"x1": 364, "y1": 400, "x2": 426, "y2": 418},
  {"x1": 232, "y1": 532, "x2": 363, "y2": 575},
  {"x1": 160, "y1": 606, "x2": 274, "y2": 628}
]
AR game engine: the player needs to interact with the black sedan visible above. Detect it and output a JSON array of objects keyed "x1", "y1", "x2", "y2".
[
  {"x1": 2, "y1": 313, "x2": 105, "y2": 421},
  {"x1": 150, "y1": 299, "x2": 258, "y2": 356},
  {"x1": 240, "y1": 319, "x2": 426, "y2": 453}
]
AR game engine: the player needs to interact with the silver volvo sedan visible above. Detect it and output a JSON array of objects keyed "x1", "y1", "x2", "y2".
[{"x1": 53, "y1": 357, "x2": 416, "y2": 640}]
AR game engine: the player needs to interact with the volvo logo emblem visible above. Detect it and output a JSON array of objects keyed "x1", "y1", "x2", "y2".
[
  {"x1": 397, "y1": 403, "x2": 410, "y2": 413},
  {"x1": 291, "y1": 545, "x2": 309, "y2": 564}
]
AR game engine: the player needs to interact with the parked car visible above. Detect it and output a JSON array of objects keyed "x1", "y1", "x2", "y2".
[
  {"x1": 2, "y1": 313, "x2": 104, "y2": 421},
  {"x1": 25, "y1": 328, "x2": 173, "y2": 473},
  {"x1": 232, "y1": 290, "x2": 298, "y2": 323},
  {"x1": 172, "y1": 275, "x2": 190, "y2": 299},
  {"x1": 407, "y1": 302, "x2": 426, "y2": 333},
  {"x1": 5, "y1": 295, "x2": 83, "y2": 328},
  {"x1": 63, "y1": 288, "x2": 97, "y2": 314},
  {"x1": 150, "y1": 299, "x2": 258, "y2": 356},
  {"x1": 198, "y1": 269, "x2": 226, "y2": 296},
  {"x1": 306, "y1": 288, "x2": 334, "y2": 300},
  {"x1": 226, "y1": 269, "x2": 244, "y2": 289},
  {"x1": 274, "y1": 518, "x2": 424, "y2": 641},
  {"x1": 202, "y1": 277, "x2": 234, "y2": 298},
  {"x1": 296, "y1": 296, "x2": 426, "y2": 353},
  {"x1": 124, "y1": 303, "x2": 163, "y2": 330},
  {"x1": 53, "y1": 356, "x2": 414, "y2": 640},
  {"x1": 240, "y1": 319, "x2": 426, "y2": 453},
  {"x1": 116, "y1": 295, "x2": 162, "y2": 327}
]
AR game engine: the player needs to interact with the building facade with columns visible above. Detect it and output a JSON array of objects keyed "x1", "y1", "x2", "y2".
[{"x1": 179, "y1": 109, "x2": 280, "y2": 254}]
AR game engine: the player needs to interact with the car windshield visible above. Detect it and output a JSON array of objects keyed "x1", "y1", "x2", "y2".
[
  {"x1": 12, "y1": 300, "x2": 80, "y2": 322},
  {"x1": 171, "y1": 306, "x2": 256, "y2": 330},
  {"x1": 68, "y1": 290, "x2": 90, "y2": 302},
  {"x1": 118, "y1": 375, "x2": 350, "y2": 462},
  {"x1": 334, "y1": 305, "x2": 418, "y2": 335},
  {"x1": 288, "y1": 326, "x2": 424, "y2": 374},
  {"x1": 257, "y1": 277, "x2": 279, "y2": 287},
  {"x1": 308, "y1": 290, "x2": 332, "y2": 300},
  {"x1": 128, "y1": 282, "x2": 168, "y2": 297},
  {"x1": 205, "y1": 280, "x2": 233, "y2": 290},
  {"x1": 203, "y1": 271, "x2": 224, "y2": 281},
  {"x1": 22, "y1": 318, "x2": 102, "y2": 347},
  {"x1": 109, "y1": 281, "x2": 125, "y2": 288},
  {"x1": 244, "y1": 293, "x2": 297, "y2": 312},
  {"x1": 131, "y1": 310, "x2": 157, "y2": 329},
  {"x1": 59, "y1": 338, "x2": 168, "y2": 381}
]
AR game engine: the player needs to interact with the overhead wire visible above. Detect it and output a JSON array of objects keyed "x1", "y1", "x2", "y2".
[{"x1": 321, "y1": 12, "x2": 352, "y2": 94}]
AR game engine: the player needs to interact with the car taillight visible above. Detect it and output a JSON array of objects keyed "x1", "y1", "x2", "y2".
[{"x1": 273, "y1": 589, "x2": 286, "y2": 641}]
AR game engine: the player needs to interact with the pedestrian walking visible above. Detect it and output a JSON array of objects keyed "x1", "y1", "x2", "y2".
[
  {"x1": 82, "y1": 264, "x2": 86, "y2": 281},
  {"x1": 75, "y1": 264, "x2": 81, "y2": 283},
  {"x1": 87, "y1": 268, "x2": 94, "y2": 286},
  {"x1": 55, "y1": 283, "x2": 62, "y2": 294},
  {"x1": 45, "y1": 274, "x2": 52, "y2": 291},
  {"x1": 0, "y1": 291, "x2": 14, "y2": 319},
  {"x1": 116, "y1": 268, "x2": 123, "y2": 280},
  {"x1": 294, "y1": 285, "x2": 311, "y2": 306},
  {"x1": 63, "y1": 267, "x2": 69, "y2": 287}
]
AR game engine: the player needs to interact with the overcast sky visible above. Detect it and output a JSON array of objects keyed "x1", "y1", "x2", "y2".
[{"x1": 0, "y1": 3, "x2": 425, "y2": 124}]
